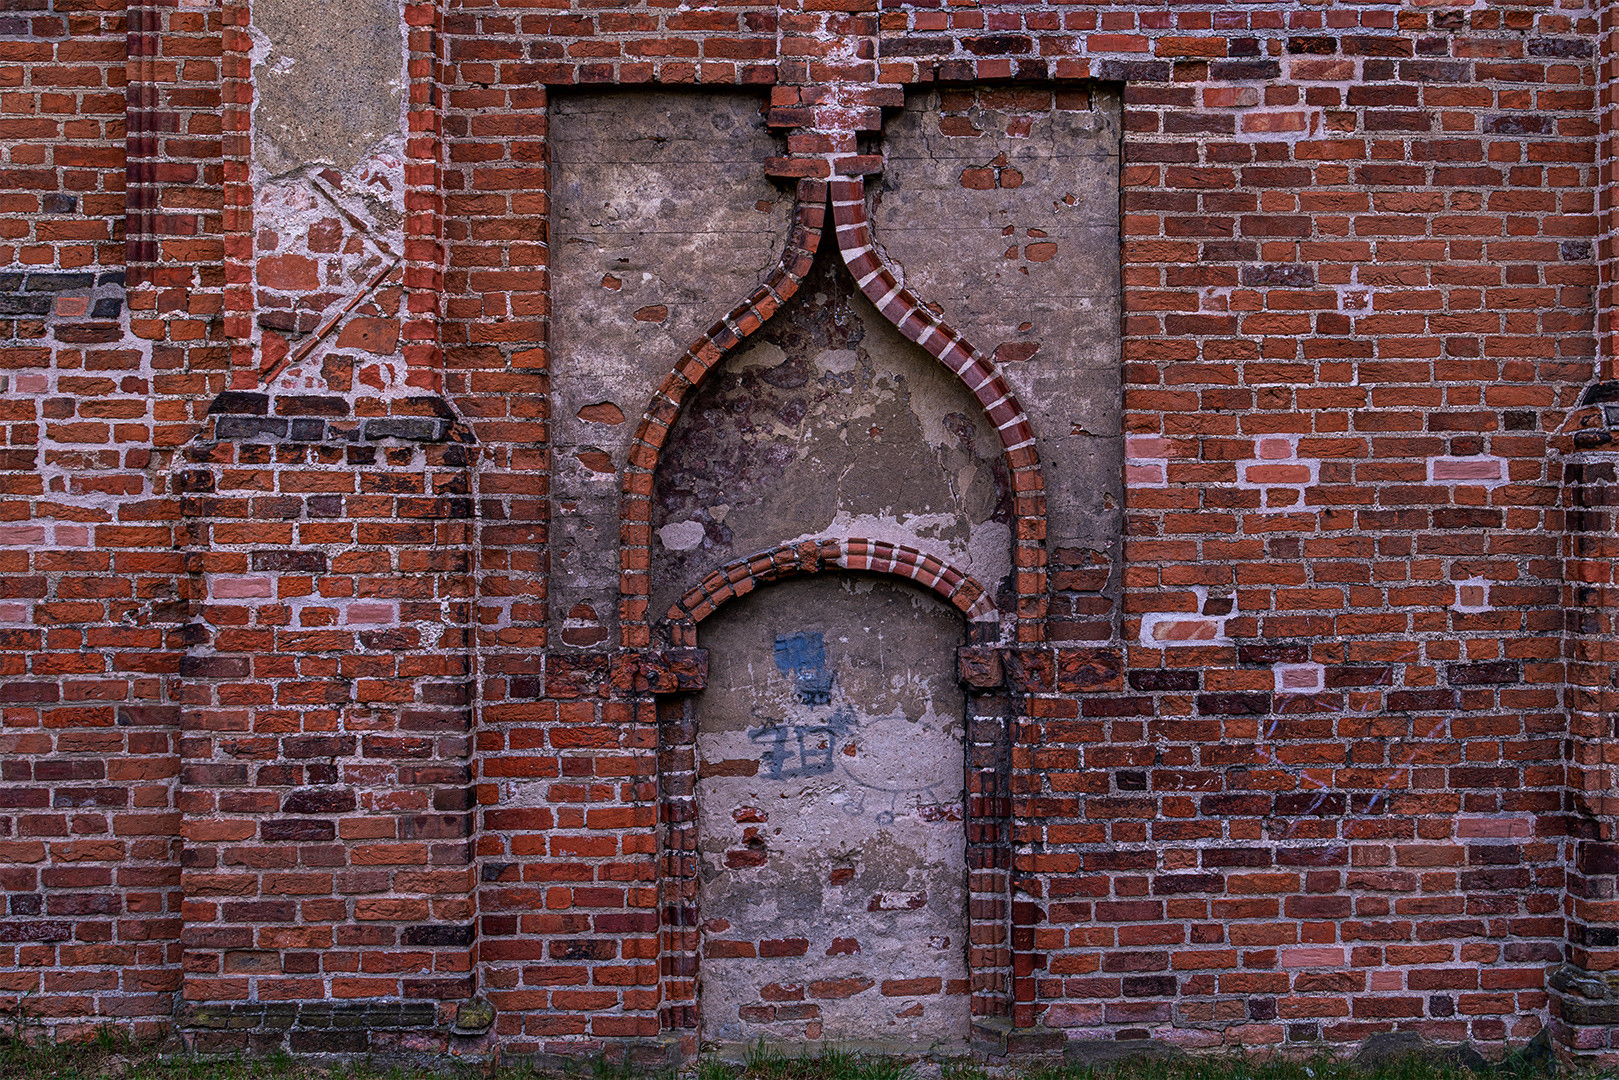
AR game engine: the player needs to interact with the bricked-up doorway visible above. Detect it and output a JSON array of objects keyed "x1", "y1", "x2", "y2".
[
  {"x1": 546, "y1": 84, "x2": 1111, "y2": 1053},
  {"x1": 667, "y1": 574, "x2": 986, "y2": 1053},
  {"x1": 699, "y1": 576, "x2": 968, "y2": 1049}
]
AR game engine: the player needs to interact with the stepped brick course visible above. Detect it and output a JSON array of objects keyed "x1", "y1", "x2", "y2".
[{"x1": 3, "y1": 0, "x2": 1619, "y2": 1065}]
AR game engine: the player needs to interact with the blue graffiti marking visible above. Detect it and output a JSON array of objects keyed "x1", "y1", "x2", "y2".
[
  {"x1": 749, "y1": 709, "x2": 857, "y2": 780},
  {"x1": 774, "y1": 631, "x2": 833, "y2": 706},
  {"x1": 750, "y1": 632, "x2": 855, "y2": 779}
]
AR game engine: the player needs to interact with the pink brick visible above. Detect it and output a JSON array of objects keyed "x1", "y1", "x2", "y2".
[
  {"x1": 1431, "y1": 457, "x2": 1504, "y2": 482},
  {"x1": 0, "y1": 525, "x2": 47, "y2": 545},
  {"x1": 345, "y1": 602, "x2": 397, "y2": 624},
  {"x1": 1281, "y1": 948, "x2": 1344, "y2": 967},
  {"x1": 212, "y1": 576, "x2": 273, "y2": 599},
  {"x1": 1126, "y1": 437, "x2": 1171, "y2": 459},
  {"x1": 1257, "y1": 437, "x2": 1293, "y2": 460},
  {"x1": 1276, "y1": 664, "x2": 1322, "y2": 691},
  {"x1": 1151, "y1": 619, "x2": 1219, "y2": 642},
  {"x1": 52, "y1": 525, "x2": 89, "y2": 547}
]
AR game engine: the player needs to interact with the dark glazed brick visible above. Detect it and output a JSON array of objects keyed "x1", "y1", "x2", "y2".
[
  {"x1": 403, "y1": 923, "x2": 475, "y2": 947},
  {"x1": 1196, "y1": 693, "x2": 1271, "y2": 715},
  {"x1": 215, "y1": 417, "x2": 289, "y2": 440},
  {"x1": 1447, "y1": 661, "x2": 1520, "y2": 686},
  {"x1": 1097, "y1": 60, "x2": 1172, "y2": 82},
  {"x1": 207, "y1": 391, "x2": 270, "y2": 415},
  {"x1": 260, "y1": 820, "x2": 336, "y2": 842},
  {"x1": 1528, "y1": 37, "x2": 1592, "y2": 58},
  {"x1": 1128, "y1": 669, "x2": 1200, "y2": 691},
  {"x1": 23, "y1": 272, "x2": 94, "y2": 292},
  {"x1": 0, "y1": 294, "x2": 50, "y2": 315}
]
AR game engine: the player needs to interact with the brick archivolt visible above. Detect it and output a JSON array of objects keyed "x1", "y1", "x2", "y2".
[
  {"x1": 664, "y1": 537, "x2": 998, "y2": 649},
  {"x1": 618, "y1": 174, "x2": 1049, "y2": 650}
]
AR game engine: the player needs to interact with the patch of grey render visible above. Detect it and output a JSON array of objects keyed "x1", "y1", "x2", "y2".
[
  {"x1": 695, "y1": 575, "x2": 970, "y2": 1051},
  {"x1": 872, "y1": 87, "x2": 1124, "y2": 569},
  {"x1": 550, "y1": 91, "x2": 790, "y2": 647},
  {"x1": 251, "y1": 0, "x2": 405, "y2": 175},
  {"x1": 652, "y1": 238, "x2": 1011, "y2": 621}
]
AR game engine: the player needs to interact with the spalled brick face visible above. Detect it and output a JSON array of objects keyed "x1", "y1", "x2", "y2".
[{"x1": 4, "y1": 0, "x2": 1619, "y2": 1065}]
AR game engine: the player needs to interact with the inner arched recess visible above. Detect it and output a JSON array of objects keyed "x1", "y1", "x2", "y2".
[{"x1": 650, "y1": 216, "x2": 1014, "y2": 624}]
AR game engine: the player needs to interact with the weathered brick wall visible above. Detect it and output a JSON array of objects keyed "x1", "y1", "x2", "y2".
[
  {"x1": 0, "y1": 0, "x2": 202, "y2": 1043},
  {"x1": 3, "y1": 0, "x2": 1619, "y2": 1064},
  {"x1": 0, "y1": 0, "x2": 124, "y2": 274}
]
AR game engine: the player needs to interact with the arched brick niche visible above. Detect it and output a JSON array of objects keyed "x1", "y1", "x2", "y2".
[
  {"x1": 529, "y1": 84, "x2": 1122, "y2": 1057},
  {"x1": 637, "y1": 191, "x2": 1034, "y2": 649},
  {"x1": 547, "y1": 87, "x2": 1122, "y2": 658}
]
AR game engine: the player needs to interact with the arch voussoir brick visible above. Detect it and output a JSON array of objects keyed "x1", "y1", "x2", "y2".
[
  {"x1": 665, "y1": 537, "x2": 998, "y2": 649},
  {"x1": 826, "y1": 176, "x2": 1048, "y2": 638}
]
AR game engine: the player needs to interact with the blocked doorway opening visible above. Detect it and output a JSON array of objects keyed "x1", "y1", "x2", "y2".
[{"x1": 685, "y1": 574, "x2": 972, "y2": 1053}]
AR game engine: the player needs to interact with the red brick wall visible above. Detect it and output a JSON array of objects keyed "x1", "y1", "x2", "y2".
[
  {"x1": 0, "y1": 0, "x2": 124, "y2": 273},
  {"x1": 0, "y1": 0, "x2": 203, "y2": 1043},
  {"x1": 3, "y1": 0, "x2": 1619, "y2": 1063}
]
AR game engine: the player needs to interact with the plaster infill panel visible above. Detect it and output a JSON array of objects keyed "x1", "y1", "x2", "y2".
[
  {"x1": 873, "y1": 88, "x2": 1124, "y2": 561},
  {"x1": 252, "y1": 0, "x2": 405, "y2": 177},
  {"x1": 250, "y1": 0, "x2": 409, "y2": 396},
  {"x1": 695, "y1": 576, "x2": 970, "y2": 1051},
  {"x1": 652, "y1": 241, "x2": 1012, "y2": 623},
  {"x1": 550, "y1": 91, "x2": 790, "y2": 646}
]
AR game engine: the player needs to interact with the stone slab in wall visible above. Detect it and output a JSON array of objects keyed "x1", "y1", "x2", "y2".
[
  {"x1": 251, "y1": 0, "x2": 405, "y2": 177},
  {"x1": 694, "y1": 575, "x2": 970, "y2": 1051}
]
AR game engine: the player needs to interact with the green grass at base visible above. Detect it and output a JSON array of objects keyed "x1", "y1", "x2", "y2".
[{"x1": 0, "y1": 1034, "x2": 1564, "y2": 1080}]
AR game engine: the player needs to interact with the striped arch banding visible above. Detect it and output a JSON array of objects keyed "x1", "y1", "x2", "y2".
[
  {"x1": 664, "y1": 538, "x2": 998, "y2": 647},
  {"x1": 828, "y1": 177, "x2": 1047, "y2": 636},
  {"x1": 619, "y1": 176, "x2": 1050, "y2": 648}
]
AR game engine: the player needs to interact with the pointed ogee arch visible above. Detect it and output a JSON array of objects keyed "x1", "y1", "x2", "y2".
[{"x1": 618, "y1": 176, "x2": 1049, "y2": 648}]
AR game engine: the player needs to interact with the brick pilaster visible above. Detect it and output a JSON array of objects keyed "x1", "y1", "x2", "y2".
[
  {"x1": 1552, "y1": 396, "x2": 1619, "y2": 1062},
  {"x1": 1598, "y1": 0, "x2": 1619, "y2": 382}
]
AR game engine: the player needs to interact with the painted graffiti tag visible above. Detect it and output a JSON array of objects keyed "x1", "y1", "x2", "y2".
[
  {"x1": 746, "y1": 632, "x2": 958, "y2": 824},
  {"x1": 774, "y1": 630, "x2": 832, "y2": 704},
  {"x1": 748, "y1": 631, "x2": 854, "y2": 779},
  {"x1": 749, "y1": 710, "x2": 858, "y2": 780}
]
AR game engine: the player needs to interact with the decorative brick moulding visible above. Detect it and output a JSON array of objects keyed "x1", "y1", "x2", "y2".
[
  {"x1": 5, "y1": 0, "x2": 1619, "y2": 1069},
  {"x1": 665, "y1": 537, "x2": 1001, "y2": 647}
]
